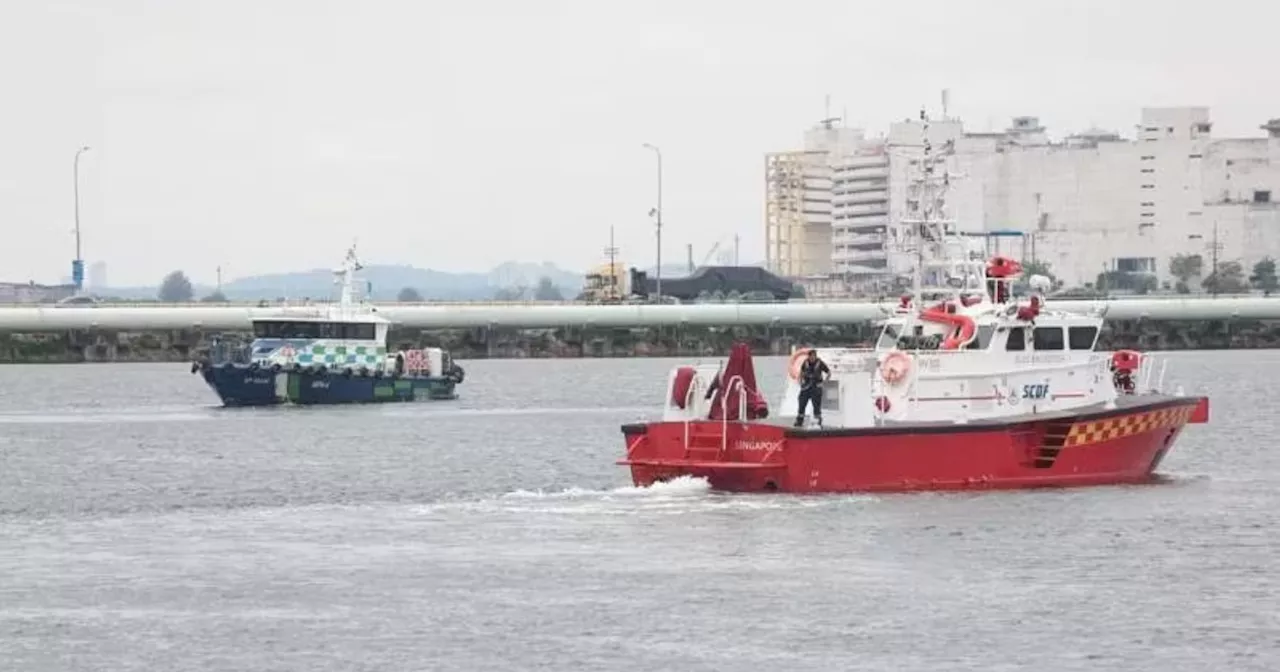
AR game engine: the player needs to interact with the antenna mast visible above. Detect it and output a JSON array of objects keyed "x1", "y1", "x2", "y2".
[
  {"x1": 605, "y1": 226, "x2": 620, "y2": 299},
  {"x1": 898, "y1": 106, "x2": 961, "y2": 316},
  {"x1": 1209, "y1": 221, "x2": 1221, "y2": 297},
  {"x1": 819, "y1": 94, "x2": 840, "y2": 129},
  {"x1": 335, "y1": 243, "x2": 363, "y2": 313}
]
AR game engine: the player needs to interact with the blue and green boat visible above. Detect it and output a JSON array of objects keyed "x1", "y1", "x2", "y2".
[{"x1": 190, "y1": 247, "x2": 465, "y2": 407}]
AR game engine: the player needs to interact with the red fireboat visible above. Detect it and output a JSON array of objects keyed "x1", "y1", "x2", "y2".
[
  {"x1": 617, "y1": 111, "x2": 1209, "y2": 494},
  {"x1": 617, "y1": 337, "x2": 1208, "y2": 493}
]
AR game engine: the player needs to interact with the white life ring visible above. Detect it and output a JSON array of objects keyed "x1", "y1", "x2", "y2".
[{"x1": 880, "y1": 351, "x2": 912, "y2": 385}]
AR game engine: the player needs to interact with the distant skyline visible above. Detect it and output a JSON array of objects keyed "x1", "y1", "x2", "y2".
[{"x1": 3, "y1": 0, "x2": 1278, "y2": 286}]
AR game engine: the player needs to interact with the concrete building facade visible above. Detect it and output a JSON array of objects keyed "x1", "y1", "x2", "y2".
[{"x1": 766, "y1": 106, "x2": 1280, "y2": 293}]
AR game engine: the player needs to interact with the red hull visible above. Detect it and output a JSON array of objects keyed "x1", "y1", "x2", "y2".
[{"x1": 619, "y1": 396, "x2": 1210, "y2": 494}]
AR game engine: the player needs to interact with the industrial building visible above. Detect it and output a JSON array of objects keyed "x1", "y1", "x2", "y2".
[
  {"x1": 766, "y1": 106, "x2": 1280, "y2": 294},
  {"x1": 0, "y1": 281, "x2": 77, "y2": 304}
]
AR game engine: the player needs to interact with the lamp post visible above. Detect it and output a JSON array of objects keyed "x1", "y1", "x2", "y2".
[
  {"x1": 642, "y1": 142, "x2": 663, "y2": 300},
  {"x1": 73, "y1": 146, "x2": 91, "y2": 292}
]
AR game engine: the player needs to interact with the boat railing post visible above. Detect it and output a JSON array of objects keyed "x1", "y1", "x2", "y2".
[
  {"x1": 1157, "y1": 359, "x2": 1169, "y2": 393},
  {"x1": 684, "y1": 374, "x2": 702, "y2": 418},
  {"x1": 872, "y1": 374, "x2": 882, "y2": 427},
  {"x1": 909, "y1": 360, "x2": 919, "y2": 419},
  {"x1": 720, "y1": 375, "x2": 745, "y2": 456},
  {"x1": 1140, "y1": 356, "x2": 1154, "y2": 392},
  {"x1": 682, "y1": 377, "x2": 698, "y2": 455}
]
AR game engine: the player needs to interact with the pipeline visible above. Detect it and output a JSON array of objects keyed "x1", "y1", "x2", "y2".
[{"x1": 0, "y1": 297, "x2": 1278, "y2": 332}]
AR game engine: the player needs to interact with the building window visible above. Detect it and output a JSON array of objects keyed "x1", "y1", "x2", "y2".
[
  {"x1": 1116, "y1": 257, "x2": 1156, "y2": 273},
  {"x1": 1140, "y1": 202, "x2": 1155, "y2": 207},
  {"x1": 1255, "y1": 190, "x2": 1272, "y2": 204},
  {"x1": 1141, "y1": 184, "x2": 1155, "y2": 189},
  {"x1": 1140, "y1": 168, "x2": 1155, "y2": 173},
  {"x1": 1141, "y1": 155, "x2": 1155, "y2": 161}
]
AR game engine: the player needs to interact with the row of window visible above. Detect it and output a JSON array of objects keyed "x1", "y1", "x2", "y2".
[
  {"x1": 252, "y1": 321, "x2": 378, "y2": 340},
  {"x1": 1005, "y1": 325, "x2": 1098, "y2": 351}
]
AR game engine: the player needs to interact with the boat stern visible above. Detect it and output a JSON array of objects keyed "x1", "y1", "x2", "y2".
[{"x1": 618, "y1": 421, "x2": 790, "y2": 492}]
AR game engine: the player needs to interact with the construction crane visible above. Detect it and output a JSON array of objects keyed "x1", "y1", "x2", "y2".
[
  {"x1": 699, "y1": 234, "x2": 741, "y2": 268},
  {"x1": 701, "y1": 241, "x2": 722, "y2": 267}
]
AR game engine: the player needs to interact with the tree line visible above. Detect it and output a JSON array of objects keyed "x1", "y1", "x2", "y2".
[
  {"x1": 157, "y1": 271, "x2": 569, "y2": 304},
  {"x1": 158, "y1": 270, "x2": 224, "y2": 303},
  {"x1": 1016, "y1": 256, "x2": 1278, "y2": 297}
]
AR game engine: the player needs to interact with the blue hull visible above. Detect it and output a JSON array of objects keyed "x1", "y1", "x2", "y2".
[{"x1": 197, "y1": 364, "x2": 458, "y2": 407}]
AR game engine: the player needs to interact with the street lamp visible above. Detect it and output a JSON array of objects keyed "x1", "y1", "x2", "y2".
[
  {"x1": 642, "y1": 142, "x2": 663, "y2": 300},
  {"x1": 73, "y1": 145, "x2": 91, "y2": 292}
]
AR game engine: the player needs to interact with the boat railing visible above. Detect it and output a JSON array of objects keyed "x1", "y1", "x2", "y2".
[
  {"x1": 681, "y1": 373, "x2": 706, "y2": 453},
  {"x1": 1138, "y1": 355, "x2": 1170, "y2": 394},
  {"x1": 718, "y1": 375, "x2": 747, "y2": 456},
  {"x1": 208, "y1": 340, "x2": 252, "y2": 365}
]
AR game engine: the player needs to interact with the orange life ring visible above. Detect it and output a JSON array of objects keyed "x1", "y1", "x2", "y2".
[
  {"x1": 880, "y1": 351, "x2": 911, "y2": 384},
  {"x1": 788, "y1": 348, "x2": 812, "y2": 381}
]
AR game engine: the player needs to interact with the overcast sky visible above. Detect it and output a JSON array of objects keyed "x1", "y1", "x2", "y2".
[{"x1": 2, "y1": 0, "x2": 1277, "y2": 286}]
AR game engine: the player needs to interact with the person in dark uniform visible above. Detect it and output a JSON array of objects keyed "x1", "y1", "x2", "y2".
[{"x1": 795, "y1": 349, "x2": 831, "y2": 427}]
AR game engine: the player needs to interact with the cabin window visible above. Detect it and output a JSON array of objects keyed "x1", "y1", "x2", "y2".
[
  {"x1": 974, "y1": 324, "x2": 996, "y2": 350},
  {"x1": 876, "y1": 324, "x2": 900, "y2": 349},
  {"x1": 252, "y1": 321, "x2": 376, "y2": 340},
  {"x1": 1068, "y1": 326, "x2": 1099, "y2": 350},
  {"x1": 342, "y1": 323, "x2": 377, "y2": 340},
  {"x1": 287, "y1": 322, "x2": 321, "y2": 339},
  {"x1": 1005, "y1": 327, "x2": 1026, "y2": 351},
  {"x1": 1032, "y1": 327, "x2": 1065, "y2": 350}
]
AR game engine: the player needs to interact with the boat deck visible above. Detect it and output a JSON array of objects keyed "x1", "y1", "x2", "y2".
[
  {"x1": 777, "y1": 393, "x2": 1200, "y2": 437},
  {"x1": 619, "y1": 394, "x2": 1204, "y2": 439}
]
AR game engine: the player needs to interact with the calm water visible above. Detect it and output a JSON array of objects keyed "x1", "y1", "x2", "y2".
[{"x1": 0, "y1": 354, "x2": 1277, "y2": 671}]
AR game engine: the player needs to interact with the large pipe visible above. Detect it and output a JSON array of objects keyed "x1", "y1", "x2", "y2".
[{"x1": 0, "y1": 297, "x2": 1276, "y2": 331}]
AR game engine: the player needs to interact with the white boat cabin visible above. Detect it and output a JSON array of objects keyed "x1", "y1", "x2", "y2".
[
  {"x1": 234, "y1": 314, "x2": 445, "y2": 376},
  {"x1": 660, "y1": 255, "x2": 1171, "y2": 429}
]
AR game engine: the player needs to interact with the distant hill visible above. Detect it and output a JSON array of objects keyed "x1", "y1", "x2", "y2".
[{"x1": 95, "y1": 262, "x2": 586, "y2": 302}]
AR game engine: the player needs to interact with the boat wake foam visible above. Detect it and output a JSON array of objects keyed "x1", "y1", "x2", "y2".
[
  {"x1": 422, "y1": 476, "x2": 880, "y2": 517},
  {"x1": 502, "y1": 474, "x2": 713, "y2": 501},
  {"x1": 376, "y1": 405, "x2": 655, "y2": 419},
  {"x1": 0, "y1": 408, "x2": 215, "y2": 424}
]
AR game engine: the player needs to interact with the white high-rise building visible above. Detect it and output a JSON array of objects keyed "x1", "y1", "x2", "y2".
[
  {"x1": 766, "y1": 106, "x2": 1280, "y2": 293},
  {"x1": 88, "y1": 261, "x2": 107, "y2": 290}
]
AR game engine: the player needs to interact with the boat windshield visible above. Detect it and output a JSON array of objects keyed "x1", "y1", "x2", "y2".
[
  {"x1": 252, "y1": 320, "x2": 377, "y2": 340},
  {"x1": 876, "y1": 323, "x2": 901, "y2": 350}
]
